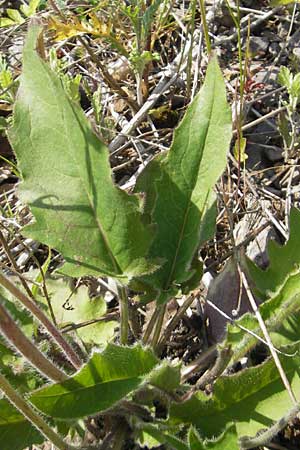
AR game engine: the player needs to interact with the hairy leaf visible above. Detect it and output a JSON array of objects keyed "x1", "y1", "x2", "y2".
[
  {"x1": 149, "y1": 362, "x2": 181, "y2": 393},
  {"x1": 188, "y1": 424, "x2": 238, "y2": 450},
  {"x1": 137, "y1": 423, "x2": 189, "y2": 450},
  {"x1": 0, "y1": 18, "x2": 16, "y2": 27},
  {"x1": 142, "y1": 0, "x2": 162, "y2": 38},
  {"x1": 134, "y1": 57, "x2": 232, "y2": 303},
  {"x1": 170, "y1": 345, "x2": 300, "y2": 439},
  {"x1": 271, "y1": 312, "x2": 300, "y2": 347},
  {"x1": 0, "y1": 285, "x2": 45, "y2": 392},
  {"x1": 8, "y1": 25, "x2": 154, "y2": 282},
  {"x1": 39, "y1": 277, "x2": 117, "y2": 345},
  {"x1": 270, "y1": 0, "x2": 300, "y2": 5},
  {"x1": 29, "y1": 344, "x2": 158, "y2": 419},
  {"x1": 20, "y1": 0, "x2": 41, "y2": 17},
  {"x1": 0, "y1": 399, "x2": 44, "y2": 450},
  {"x1": 224, "y1": 271, "x2": 300, "y2": 364},
  {"x1": 247, "y1": 207, "x2": 300, "y2": 295}
]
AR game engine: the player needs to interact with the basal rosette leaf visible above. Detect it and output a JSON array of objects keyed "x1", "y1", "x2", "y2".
[
  {"x1": 247, "y1": 207, "x2": 300, "y2": 296},
  {"x1": 29, "y1": 343, "x2": 158, "y2": 419},
  {"x1": 170, "y1": 345, "x2": 300, "y2": 441},
  {"x1": 37, "y1": 277, "x2": 117, "y2": 346},
  {"x1": 8, "y1": 25, "x2": 155, "y2": 282},
  {"x1": 134, "y1": 57, "x2": 232, "y2": 303},
  {"x1": 223, "y1": 271, "x2": 300, "y2": 364},
  {"x1": 0, "y1": 399, "x2": 44, "y2": 450},
  {"x1": 188, "y1": 424, "x2": 238, "y2": 450},
  {"x1": 136, "y1": 423, "x2": 189, "y2": 450}
]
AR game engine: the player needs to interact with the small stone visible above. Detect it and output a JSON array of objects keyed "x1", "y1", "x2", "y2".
[
  {"x1": 248, "y1": 36, "x2": 269, "y2": 58},
  {"x1": 263, "y1": 145, "x2": 283, "y2": 163},
  {"x1": 293, "y1": 47, "x2": 300, "y2": 61}
]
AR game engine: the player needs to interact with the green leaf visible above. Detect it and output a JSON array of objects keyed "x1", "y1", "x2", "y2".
[
  {"x1": 224, "y1": 271, "x2": 300, "y2": 364},
  {"x1": 31, "y1": 248, "x2": 51, "y2": 298},
  {"x1": 188, "y1": 424, "x2": 239, "y2": 450},
  {"x1": 6, "y1": 9, "x2": 25, "y2": 24},
  {"x1": 0, "y1": 69, "x2": 13, "y2": 90},
  {"x1": 0, "y1": 116, "x2": 7, "y2": 129},
  {"x1": 247, "y1": 207, "x2": 300, "y2": 295},
  {"x1": 20, "y1": 0, "x2": 40, "y2": 17},
  {"x1": 278, "y1": 66, "x2": 292, "y2": 89},
  {"x1": 149, "y1": 362, "x2": 181, "y2": 393},
  {"x1": 233, "y1": 136, "x2": 247, "y2": 163},
  {"x1": 8, "y1": 25, "x2": 155, "y2": 282},
  {"x1": 134, "y1": 56, "x2": 231, "y2": 302},
  {"x1": 41, "y1": 277, "x2": 117, "y2": 345},
  {"x1": 270, "y1": 312, "x2": 300, "y2": 347},
  {"x1": 0, "y1": 18, "x2": 16, "y2": 27},
  {"x1": 0, "y1": 399, "x2": 44, "y2": 450},
  {"x1": 270, "y1": 0, "x2": 300, "y2": 5},
  {"x1": 142, "y1": 0, "x2": 162, "y2": 38},
  {"x1": 291, "y1": 73, "x2": 300, "y2": 100},
  {"x1": 29, "y1": 344, "x2": 158, "y2": 419},
  {"x1": 170, "y1": 344, "x2": 300, "y2": 440},
  {"x1": 138, "y1": 423, "x2": 189, "y2": 450}
]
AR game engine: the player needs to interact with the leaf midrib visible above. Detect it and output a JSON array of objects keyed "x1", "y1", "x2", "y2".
[
  {"x1": 33, "y1": 57, "x2": 122, "y2": 276},
  {"x1": 32, "y1": 374, "x2": 143, "y2": 399},
  {"x1": 164, "y1": 73, "x2": 217, "y2": 290}
]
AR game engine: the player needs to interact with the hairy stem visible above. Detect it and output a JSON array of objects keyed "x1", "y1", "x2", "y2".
[
  {"x1": 0, "y1": 301, "x2": 66, "y2": 382},
  {"x1": 0, "y1": 272, "x2": 82, "y2": 370},
  {"x1": 181, "y1": 345, "x2": 217, "y2": 382},
  {"x1": 0, "y1": 372, "x2": 73, "y2": 450},
  {"x1": 118, "y1": 285, "x2": 129, "y2": 345},
  {"x1": 142, "y1": 304, "x2": 161, "y2": 345},
  {"x1": 186, "y1": 0, "x2": 197, "y2": 99},
  {"x1": 195, "y1": 347, "x2": 232, "y2": 389},
  {"x1": 151, "y1": 304, "x2": 166, "y2": 351},
  {"x1": 239, "y1": 403, "x2": 300, "y2": 449},
  {"x1": 0, "y1": 229, "x2": 57, "y2": 326},
  {"x1": 111, "y1": 418, "x2": 130, "y2": 450}
]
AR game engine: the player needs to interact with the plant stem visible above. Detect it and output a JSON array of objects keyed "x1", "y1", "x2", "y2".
[
  {"x1": 239, "y1": 403, "x2": 300, "y2": 449},
  {"x1": 118, "y1": 284, "x2": 129, "y2": 345},
  {"x1": 199, "y1": 0, "x2": 211, "y2": 55},
  {"x1": 195, "y1": 347, "x2": 232, "y2": 389},
  {"x1": 0, "y1": 272, "x2": 82, "y2": 370},
  {"x1": 0, "y1": 372, "x2": 73, "y2": 450},
  {"x1": 151, "y1": 304, "x2": 166, "y2": 351},
  {"x1": 142, "y1": 305, "x2": 161, "y2": 345},
  {"x1": 157, "y1": 294, "x2": 195, "y2": 354},
  {"x1": 186, "y1": 0, "x2": 197, "y2": 99},
  {"x1": 226, "y1": 0, "x2": 245, "y2": 189},
  {"x1": 0, "y1": 301, "x2": 66, "y2": 382},
  {"x1": 111, "y1": 418, "x2": 129, "y2": 450},
  {"x1": 181, "y1": 344, "x2": 217, "y2": 382}
]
